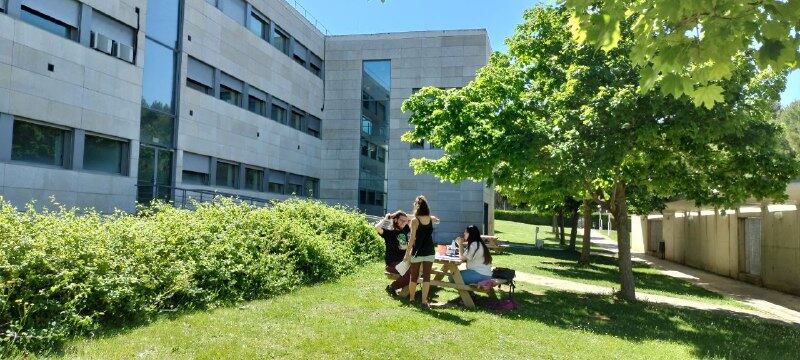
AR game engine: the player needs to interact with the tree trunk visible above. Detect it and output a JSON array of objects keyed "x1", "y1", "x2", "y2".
[
  {"x1": 558, "y1": 210, "x2": 565, "y2": 247},
  {"x1": 568, "y1": 206, "x2": 578, "y2": 251},
  {"x1": 552, "y1": 214, "x2": 558, "y2": 235},
  {"x1": 580, "y1": 199, "x2": 592, "y2": 264},
  {"x1": 612, "y1": 183, "x2": 636, "y2": 301}
]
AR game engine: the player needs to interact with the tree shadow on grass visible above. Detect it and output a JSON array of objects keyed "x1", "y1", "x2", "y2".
[
  {"x1": 504, "y1": 246, "x2": 729, "y2": 302},
  {"x1": 481, "y1": 289, "x2": 800, "y2": 359}
]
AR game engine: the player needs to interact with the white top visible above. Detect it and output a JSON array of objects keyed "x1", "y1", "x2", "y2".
[{"x1": 463, "y1": 242, "x2": 492, "y2": 276}]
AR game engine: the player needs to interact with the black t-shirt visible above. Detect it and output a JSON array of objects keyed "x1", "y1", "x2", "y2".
[{"x1": 381, "y1": 225, "x2": 410, "y2": 264}]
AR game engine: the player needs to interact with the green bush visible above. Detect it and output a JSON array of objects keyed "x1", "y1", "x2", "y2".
[
  {"x1": 494, "y1": 210, "x2": 553, "y2": 226},
  {"x1": 0, "y1": 198, "x2": 382, "y2": 355}
]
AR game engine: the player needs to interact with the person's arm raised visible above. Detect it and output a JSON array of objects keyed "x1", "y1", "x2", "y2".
[{"x1": 374, "y1": 213, "x2": 391, "y2": 235}]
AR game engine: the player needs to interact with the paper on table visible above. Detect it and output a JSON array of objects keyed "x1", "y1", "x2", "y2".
[{"x1": 395, "y1": 261, "x2": 410, "y2": 276}]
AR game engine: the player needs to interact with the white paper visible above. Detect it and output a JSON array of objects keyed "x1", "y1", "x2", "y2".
[{"x1": 395, "y1": 261, "x2": 410, "y2": 276}]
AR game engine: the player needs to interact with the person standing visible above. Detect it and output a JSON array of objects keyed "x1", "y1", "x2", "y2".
[
  {"x1": 404, "y1": 196, "x2": 436, "y2": 307},
  {"x1": 375, "y1": 211, "x2": 411, "y2": 296}
]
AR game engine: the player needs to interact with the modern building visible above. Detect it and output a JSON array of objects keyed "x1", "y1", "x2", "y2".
[{"x1": 0, "y1": 0, "x2": 494, "y2": 240}]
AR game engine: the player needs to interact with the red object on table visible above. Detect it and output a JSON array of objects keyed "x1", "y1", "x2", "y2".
[{"x1": 437, "y1": 244, "x2": 447, "y2": 255}]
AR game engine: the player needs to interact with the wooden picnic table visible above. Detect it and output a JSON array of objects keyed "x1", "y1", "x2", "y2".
[
  {"x1": 388, "y1": 254, "x2": 505, "y2": 308},
  {"x1": 481, "y1": 235, "x2": 510, "y2": 253}
]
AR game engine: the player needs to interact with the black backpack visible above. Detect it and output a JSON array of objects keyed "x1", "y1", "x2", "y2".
[{"x1": 492, "y1": 267, "x2": 516, "y2": 296}]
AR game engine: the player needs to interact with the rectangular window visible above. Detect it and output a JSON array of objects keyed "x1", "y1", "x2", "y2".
[
  {"x1": 287, "y1": 174, "x2": 304, "y2": 195},
  {"x1": 20, "y1": 6, "x2": 73, "y2": 39},
  {"x1": 244, "y1": 167, "x2": 264, "y2": 191},
  {"x1": 267, "y1": 169, "x2": 286, "y2": 194},
  {"x1": 142, "y1": 39, "x2": 176, "y2": 112},
  {"x1": 220, "y1": 85, "x2": 242, "y2": 107},
  {"x1": 187, "y1": 57, "x2": 214, "y2": 95},
  {"x1": 368, "y1": 143, "x2": 378, "y2": 160},
  {"x1": 183, "y1": 152, "x2": 210, "y2": 185},
  {"x1": 219, "y1": 0, "x2": 246, "y2": 25},
  {"x1": 367, "y1": 191, "x2": 376, "y2": 205},
  {"x1": 219, "y1": 72, "x2": 244, "y2": 107},
  {"x1": 248, "y1": 10, "x2": 269, "y2": 40},
  {"x1": 306, "y1": 115, "x2": 321, "y2": 138},
  {"x1": 377, "y1": 147, "x2": 386, "y2": 163},
  {"x1": 290, "y1": 111, "x2": 303, "y2": 131},
  {"x1": 375, "y1": 193, "x2": 384, "y2": 207},
  {"x1": 271, "y1": 103, "x2": 287, "y2": 124},
  {"x1": 293, "y1": 41, "x2": 308, "y2": 67},
  {"x1": 140, "y1": 107, "x2": 174, "y2": 147},
  {"x1": 360, "y1": 139, "x2": 369, "y2": 157},
  {"x1": 361, "y1": 117, "x2": 373, "y2": 135},
  {"x1": 215, "y1": 161, "x2": 239, "y2": 188},
  {"x1": 272, "y1": 28, "x2": 289, "y2": 55},
  {"x1": 310, "y1": 63, "x2": 321, "y2": 76},
  {"x1": 359, "y1": 189, "x2": 367, "y2": 205},
  {"x1": 84, "y1": 134, "x2": 125, "y2": 174},
  {"x1": 182, "y1": 171, "x2": 208, "y2": 185},
  {"x1": 411, "y1": 139, "x2": 425, "y2": 149},
  {"x1": 304, "y1": 178, "x2": 319, "y2": 198},
  {"x1": 11, "y1": 120, "x2": 67, "y2": 166},
  {"x1": 91, "y1": 10, "x2": 136, "y2": 51},
  {"x1": 19, "y1": 0, "x2": 80, "y2": 39},
  {"x1": 309, "y1": 53, "x2": 323, "y2": 78},
  {"x1": 248, "y1": 87, "x2": 268, "y2": 116}
]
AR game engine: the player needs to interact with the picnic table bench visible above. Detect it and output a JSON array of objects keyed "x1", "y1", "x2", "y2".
[
  {"x1": 385, "y1": 255, "x2": 508, "y2": 308},
  {"x1": 481, "y1": 235, "x2": 510, "y2": 253}
]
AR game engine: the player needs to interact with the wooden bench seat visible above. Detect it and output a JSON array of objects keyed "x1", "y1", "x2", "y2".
[{"x1": 384, "y1": 272, "x2": 508, "y2": 293}]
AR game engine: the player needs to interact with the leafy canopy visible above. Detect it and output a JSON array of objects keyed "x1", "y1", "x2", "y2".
[{"x1": 565, "y1": 0, "x2": 800, "y2": 108}]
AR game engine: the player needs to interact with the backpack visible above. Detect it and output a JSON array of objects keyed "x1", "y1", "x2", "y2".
[{"x1": 491, "y1": 267, "x2": 516, "y2": 297}]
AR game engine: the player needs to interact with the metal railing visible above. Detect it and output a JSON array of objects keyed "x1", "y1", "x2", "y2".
[
  {"x1": 136, "y1": 184, "x2": 272, "y2": 209},
  {"x1": 290, "y1": 0, "x2": 329, "y2": 35}
]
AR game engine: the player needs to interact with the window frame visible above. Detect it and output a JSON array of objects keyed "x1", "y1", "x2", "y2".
[
  {"x1": 182, "y1": 170, "x2": 209, "y2": 186},
  {"x1": 271, "y1": 26, "x2": 290, "y2": 55},
  {"x1": 244, "y1": 166, "x2": 265, "y2": 192},
  {"x1": 19, "y1": 5, "x2": 76, "y2": 40},
  {"x1": 248, "y1": 9, "x2": 270, "y2": 40},
  {"x1": 82, "y1": 133, "x2": 128, "y2": 175},
  {"x1": 10, "y1": 118, "x2": 71, "y2": 168},
  {"x1": 215, "y1": 160, "x2": 240, "y2": 188}
]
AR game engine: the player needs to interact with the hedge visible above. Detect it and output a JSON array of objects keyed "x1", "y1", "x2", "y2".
[
  {"x1": 0, "y1": 198, "x2": 383, "y2": 355},
  {"x1": 494, "y1": 210, "x2": 553, "y2": 226}
]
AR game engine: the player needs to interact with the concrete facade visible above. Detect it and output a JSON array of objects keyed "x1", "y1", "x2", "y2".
[
  {"x1": 631, "y1": 182, "x2": 800, "y2": 296},
  {"x1": 0, "y1": 0, "x2": 494, "y2": 236}
]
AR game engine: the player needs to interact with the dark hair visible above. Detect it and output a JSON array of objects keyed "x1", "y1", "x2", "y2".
[
  {"x1": 391, "y1": 210, "x2": 408, "y2": 230},
  {"x1": 414, "y1": 196, "x2": 430, "y2": 217},
  {"x1": 466, "y1": 225, "x2": 492, "y2": 265}
]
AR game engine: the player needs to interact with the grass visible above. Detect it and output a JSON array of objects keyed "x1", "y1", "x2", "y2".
[
  {"x1": 493, "y1": 220, "x2": 747, "y2": 308},
  {"x1": 20, "y1": 220, "x2": 800, "y2": 359},
  {"x1": 47, "y1": 264, "x2": 800, "y2": 359}
]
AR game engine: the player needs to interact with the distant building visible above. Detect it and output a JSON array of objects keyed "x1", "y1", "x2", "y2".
[{"x1": 0, "y1": 0, "x2": 494, "y2": 240}]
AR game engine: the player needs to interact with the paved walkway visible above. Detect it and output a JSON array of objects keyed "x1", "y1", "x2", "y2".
[{"x1": 583, "y1": 230, "x2": 800, "y2": 325}]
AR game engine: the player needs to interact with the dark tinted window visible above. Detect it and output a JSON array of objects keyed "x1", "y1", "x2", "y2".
[
  {"x1": 11, "y1": 120, "x2": 67, "y2": 166},
  {"x1": 84, "y1": 135, "x2": 125, "y2": 174},
  {"x1": 244, "y1": 168, "x2": 264, "y2": 191},
  {"x1": 216, "y1": 161, "x2": 239, "y2": 188},
  {"x1": 140, "y1": 107, "x2": 174, "y2": 147},
  {"x1": 182, "y1": 171, "x2": 208, "y2": 185},
  {"x1": 220, "y1": 85, "x2": 242, "y2": 107},
  {"x1": 248, "y1": 96, "x2": 266, "y2": 116}
]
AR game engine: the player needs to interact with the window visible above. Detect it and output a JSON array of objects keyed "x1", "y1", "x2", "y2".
[
  {"x1": 310, "y1": 63, "x2": 321, "y2": 77},
  {"x1": 305, "y1": 178, "x2": 319, "y2": 198},
  {"x1": 183, "y1": 152, "x2": 210, "y2": 185},
  {"x1": 248, "y1": 95, "x2": 266, "y2": 116},
  {"x1": 359, "y1": 189, "x2": 367, "y2": 204},
  {"x1": 367, "y1": 191, "x2": 375, "y2": 205},
  {"x1": 368, "y1": 143, "x2": 378, "y2": 160},
  {"x1": 248, "y1": 11, "x2": 269, "y2": 40},
  {"x1": 293, "y1": 41, "x2": 308, "y2": 67},
  {"x1": 182, "y1": 171, "x2": 208, "y2": 185},
  {"x1": 215, "y1": 161, "x2": 239, "y2": 188},
  {"x1": 306, "y1": 115, "x2": 321, "y2": 138},
  {"x1": 11, "y1": 120, "x2": 67, "y2": 166},
  {"x1": 271, "y1": 103, "x2": 287, "y2": 124},
  {"x1": 361, "y1": 117, "x2": 373, "y2": 135},
  {"x1": 245, "y1": 168, "x2": 264, "y2": 191},
  {"x1": 140, "y1": 107, "x2": 174, "y2": 147},
  {"x1": 19, "y1": 2, "x2": 78, "y2": 40},
  {"x1": 219, "y1": 73, "x2": 244, "y2": 107},
  {"x1": 142, "y1": 39, "x2": 176, "y2": 112},
  {"x1": 287, "y1": 174, "x2": 304, "y2": 195},
  {"x1": 267, "y1": 170, "x2": 285, "y2": 194},
  {"x1": 411, "y1": 139, "x2": 425, "y2": 149},
  {"x1": 219, "y1": 0, "x2": 247, "y2": 25},
  {"x1": 145, "y1": 0, "x2": 180, "y2": 47},
  {"x1": 91, "y1": 11, "x2": 136, "y2": 54},
  {"x1": 375, "y1": 193, "x2": 384, "y2": 207},
  {"x1": 377, "y1": 147, "x2": 386, "y2": 163},
  {"x1": 360, "y1": 139, "x2": 369, "y2": 157},
  {"x1": 309, "y1": 53, "x2": 323, "y2": 78},
  {"x1": 290, "y1": 111, "x2": 303, "y2": 131},
  {"x1": 187, "y1": 57, "x2": 214, "y2": 95},
  {"x1": 272, "y1": 28, "x2": 289, "y2": 55},
  {"x1": 84, "y1": 135, "x2": 126, "y2": 174}
]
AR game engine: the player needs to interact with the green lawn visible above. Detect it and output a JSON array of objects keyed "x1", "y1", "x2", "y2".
[
  {"x1": 24, "y1": 220, "x2": 800, "y2": 359},
  {"x1": 493, "y1": 220, "x2": 745, "y2": 308},
  {"x1": 49, "y1": 264, "x2": 800, "y2": 359}
]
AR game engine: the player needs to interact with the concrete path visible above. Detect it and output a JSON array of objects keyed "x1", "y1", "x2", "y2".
[{"x1": 586, "y1": 230, "x2": 800, "y2": 325}]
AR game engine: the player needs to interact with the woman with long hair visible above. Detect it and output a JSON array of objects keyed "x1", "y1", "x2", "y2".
[
  {"x1": 454, "y1": 225, "x2": 493, "y2": 284},
  {"x1": 404, "y1": 195, "x2": 436, "y2": 307}
]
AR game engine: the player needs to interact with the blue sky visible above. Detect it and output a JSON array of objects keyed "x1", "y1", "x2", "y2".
[{"x1": 293, "y1": 0, "x2": 798, "y2": 106}]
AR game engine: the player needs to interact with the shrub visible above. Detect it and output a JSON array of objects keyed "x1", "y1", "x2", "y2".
[{"x1": 0, "y1": 198, "x2": 382, "y2": 355}]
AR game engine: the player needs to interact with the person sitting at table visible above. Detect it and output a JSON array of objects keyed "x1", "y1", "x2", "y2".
[
  {"x1": 374, "y1": 210, "x2": 411, "y2": 297},
  {"x1": 404, "y1": 195, "x2": 436, "y2": 308},
  {"x1": 453, "y1": 225, "x2": 493, "y2": 285}
]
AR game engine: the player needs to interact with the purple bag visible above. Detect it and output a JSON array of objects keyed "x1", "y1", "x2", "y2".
[{"x1": 486, "y1": 299, "x2": 516, "y2": 311}]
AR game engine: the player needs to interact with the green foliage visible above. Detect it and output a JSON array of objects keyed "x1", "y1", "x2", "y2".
[
  {"x1": 495, "y1": 210, "x2": 553, "y2": 226},
  {"x1": 775, "y1": 100, "x2": 800, "y2": 158},
  {"x1": 565, "y1": 0, "x2": 800, "y2": 107},
  {"x1": 0, "y1": 198, "x2": 382, "y2": 355}
]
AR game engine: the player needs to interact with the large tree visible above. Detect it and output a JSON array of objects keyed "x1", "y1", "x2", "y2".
[
  {"x1": 565, "y1": 0, "x2": 800, "y2": 108},
  {"x1": 775, "y1": 100, "x2": 800, "y2": 157},
  {"x1": 402, "y1": 5, "x2": 798, "y2": 301}
]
